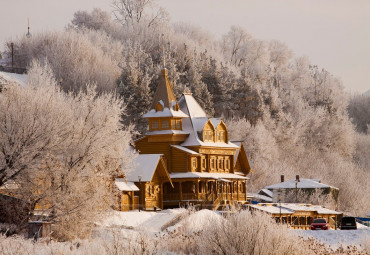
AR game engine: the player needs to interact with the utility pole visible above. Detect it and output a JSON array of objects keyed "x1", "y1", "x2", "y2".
[{"x1": 11, "y1": 42, "x2": 14, "y2": 71}]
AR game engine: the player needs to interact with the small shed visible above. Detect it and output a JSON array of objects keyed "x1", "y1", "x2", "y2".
[{"x1": 115, "y1": 179, "x2": 139, "y2": 211}]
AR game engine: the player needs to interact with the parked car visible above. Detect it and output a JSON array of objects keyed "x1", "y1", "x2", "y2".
[
  {"x1": 340, "y1": 216, "x2": 357, "y2": 230},
  {"x1": 310, "y1": 218, "x2": 330, "y2": 230}
]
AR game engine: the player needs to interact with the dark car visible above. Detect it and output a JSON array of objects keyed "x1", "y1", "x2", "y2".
[
  {"x1": 340, "y1": 216, "x2": 357, "y2": 230},
  {"x1": 310, "y1": 218, "x2": 330, "y2": 230}
]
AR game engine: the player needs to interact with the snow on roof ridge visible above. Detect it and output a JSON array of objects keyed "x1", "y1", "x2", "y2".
[
  {"x1": 265, "y1": 178, "x2": 337, "y2": 190},
  {"x1": 170, "y1": 172, "x2": 249, "y2": 180},
  {"x1": 142, "y1": 107, "x2": 189, "y2": 118},
  {"x1": 171, "y1": 145, "x2": 199, "y2": 155}
]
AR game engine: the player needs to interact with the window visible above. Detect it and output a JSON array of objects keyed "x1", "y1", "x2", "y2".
[
  {"x1": 218, "y1": 157, "x2": 224, "y2": 170},
  {"x1": 204, "y1": 130, "x2": 213, "y2": 142},
  {"x1": 176, "y1": 120, "x2": 181, "y2": 129},
  {"x1": 161, "y1": 120, "x2": 169, "y2": 129},
  {"x1": 219, "y1": 131, "x2": 224, "y2": 142},
  {"x1": 216, "y1": 132, "x2": 220, "y2": 141},
  {"x1": 210, "y1": 157, "x2": 216, "y2": 170},
  {"x1": 201, "y1": 157, "x2": 206, "y2": 170},
  {"x1": 225, "y1": 158, "x2": 230, "y2": 171},
  {"x1": 151, "y1": 121, "x2": 159, "y2": 129},
  {"x1": 192, "y1": 158, "x2": 197, "y2": 170}
]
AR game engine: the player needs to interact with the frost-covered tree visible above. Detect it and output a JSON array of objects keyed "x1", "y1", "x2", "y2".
[
  {"x1": 112, "y1": 0, "x2": 168, "y2": 28},
  {"x1": 348, "y1": 93, "x2": 370, "y2": 133},
  {"x1": 5, "y1": 30, "x2": 122, "y2": 93},
  {"x1": 0, "y1": 62, "x2": 135, "y2": 239}
]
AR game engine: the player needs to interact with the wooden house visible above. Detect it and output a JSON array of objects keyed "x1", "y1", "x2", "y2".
[
  {"x1": 260, "y1": 175, "x2": 339, "y2": 206},
  {"x1": 124, "y1": 68, "x2": 252, "y2": 210}
]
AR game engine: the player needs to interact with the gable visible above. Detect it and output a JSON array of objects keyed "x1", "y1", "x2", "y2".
[
  {"x1": 125, "y1": 154, "x2": 161, "y2": 182},
  {"x1": 235, "y1": 143, "x2": 251, "y2": 175}
]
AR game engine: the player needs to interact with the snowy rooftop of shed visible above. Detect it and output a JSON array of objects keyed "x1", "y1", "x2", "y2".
[
  {"x1": 115, "y1": 179, "x2": 139, "y2": 191},
  {"x1": 265, "y1": 179, "x2": 337, "y2": 190},
  {"x1": 124, "y1": 154, "x2": 163, "y2": 182},
  {"x1": 249, "y1": 203, "x2": 341, "y2": 215},
  {"x1": 170, "y1": 172, "x2": 248, "y2": 180}
]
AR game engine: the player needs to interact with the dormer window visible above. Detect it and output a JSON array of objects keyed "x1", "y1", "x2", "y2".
[
  {"x1": 217, "y1": 131, "x2": 225, "y2": 142},
  {"x1": 174, "y1": 102, "x2": 180, "y2": 111},
  {"x1": 215, "y1": 121, "x2": 228, "y2": 143},
  {"x1": 155, "y1": 101, "x2": 164, "y2": 112},
  {"x1": 203, "y1": 130, "x2": 213, "y2": 142}
]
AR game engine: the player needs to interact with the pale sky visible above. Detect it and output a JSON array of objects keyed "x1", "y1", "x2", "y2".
[{"x1": 0, "y1": 0, "x2": 369, "y2": 93}]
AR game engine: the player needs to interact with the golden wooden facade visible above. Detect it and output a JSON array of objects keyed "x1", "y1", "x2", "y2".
[{"x1": 127, "y1": 68, "x2": 252, "y2": 210}]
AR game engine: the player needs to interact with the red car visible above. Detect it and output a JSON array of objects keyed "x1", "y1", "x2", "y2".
[{"x1": 310, "y1": 218, "x2": 330, "y2": 230}]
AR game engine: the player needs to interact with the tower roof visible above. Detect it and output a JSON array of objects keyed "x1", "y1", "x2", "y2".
[{"x1": 151, "y1": 68, "x2": 176, "y2": 109}]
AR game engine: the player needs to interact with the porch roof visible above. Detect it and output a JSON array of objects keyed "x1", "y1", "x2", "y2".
[{"x1": 169, "y1": 172, "x2": 249, "y2": 180}]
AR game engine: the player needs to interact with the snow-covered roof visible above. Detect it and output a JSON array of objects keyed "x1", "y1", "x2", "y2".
[
  {"x1": 178, "y1": 94, "x2": 207, "y2": 118},
  {"x1": 170, "y1": 172, "x2": 249, "y2": 180},
  {"x1": 178, "y1": 94, "x2": 239, "y2": 148},
  {"x1": 171, "y1": 145, "x2": 199, "y2": 155},
  {"x1": 142, "y1": 107, "x2": 189, "y2": 118},
  {"x1": 249, "y1": 193, "x2": 273, "y2": 202},
  {"x1": 0, "y1": 71, "x2": 28, "y2": 87},
  {"x1": 249, "y1": 204, "x2": 294, "y2": 214},
  {"x1": 249, "y1": 203, "x2": 342, "y2": 215},
  {"x1": 146, "y1": 130, "x2": 189, "y2": 135},
  {"x1": 115, "y1": 178, "x2": 139, "y2": 191},
  {"x1": 265, "y1": 179, "x2": 337, "y2": 190},
  {"x1": 124, "y1": 154, "x2": 163, "y2": 182},
  {"x1": 259, "y1": 189, "x2": 273, "y2": 198}
]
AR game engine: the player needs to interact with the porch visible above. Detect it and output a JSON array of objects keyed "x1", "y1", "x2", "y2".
[{"x1": 162, "y1": 179, "x2": 248, "y2": 208}]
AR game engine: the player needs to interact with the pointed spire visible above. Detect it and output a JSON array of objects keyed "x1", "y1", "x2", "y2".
[{"x1": 151, "y1": 68, "x2": 177, "y2": 109}]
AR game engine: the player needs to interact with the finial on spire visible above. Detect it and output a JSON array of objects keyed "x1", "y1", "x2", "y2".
[
  {"x1": 161, "y1": 33, "x2": 165, "y2": 68},
  {"x1": 26, "y1": 17, "x2": 31, "y2": 38}
]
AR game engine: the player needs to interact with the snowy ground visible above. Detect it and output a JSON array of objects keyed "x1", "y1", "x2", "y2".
[
  {"x1": 98, "y1": 209, "x2": 186, "y2": 233},
  {"x1": 296, "y1": 225, "x2": 369, "y2": 250},
  {"x1": 98, "y1": 209, "x2": 369, "y2": 251},
  {"x1": 0, "y1": 71, "x2": 28, "y2": 86}
]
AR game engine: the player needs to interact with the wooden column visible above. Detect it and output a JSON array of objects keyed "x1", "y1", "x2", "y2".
[
  {"x1": 160, "y1": 183, "x2": 163, "y2": 209},
  {"x1": 244, "y1": 181, "x2": 247, "y2": 201},
  {"x1": 237, "y1": 181, "x2": 239, "y2": 201},
  {"x1": 196, "y1": 180, "x2": 200, "y2": 200}
]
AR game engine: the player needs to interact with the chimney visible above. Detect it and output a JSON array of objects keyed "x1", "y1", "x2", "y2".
[
  {"x1": 296, "y1": 175, "x2": 300, "y2": 182},
  {"x1": 280, "y1": 175, "x2": 285, "y2": 182}
]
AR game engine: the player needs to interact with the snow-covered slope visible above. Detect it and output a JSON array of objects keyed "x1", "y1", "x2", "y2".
[
  {"x1": 296, "y1": 228, "x2": 370, "y2": 250},
  {"x1": 0, "y1": 71, "x2": 28, "y2": 86},
  {"x1": 99, "y1": 209, "x2": 186, "y2": 233}
]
